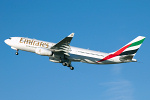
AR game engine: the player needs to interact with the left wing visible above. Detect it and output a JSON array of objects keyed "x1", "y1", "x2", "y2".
[{"x1": 50, "y1": 33, "x2": 74, "y2": 56}]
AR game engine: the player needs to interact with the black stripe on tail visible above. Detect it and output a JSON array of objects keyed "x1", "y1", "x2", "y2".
[{"x1": 120, "y1": 49, "x2": 139, "y2": 55}]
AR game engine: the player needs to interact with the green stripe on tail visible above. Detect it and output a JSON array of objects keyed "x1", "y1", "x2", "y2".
[{"x1": 128, "y1": 38, "x2": 145, "y2": 48}]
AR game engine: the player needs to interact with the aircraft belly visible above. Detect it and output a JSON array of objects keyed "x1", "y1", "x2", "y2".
[{"x1": 69, "y1": 54, "x2": 99, "y2": 64}]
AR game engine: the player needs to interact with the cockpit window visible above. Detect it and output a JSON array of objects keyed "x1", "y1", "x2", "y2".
[{"x1": 9, "y1": 38, "x2": 11, "y2": 40}]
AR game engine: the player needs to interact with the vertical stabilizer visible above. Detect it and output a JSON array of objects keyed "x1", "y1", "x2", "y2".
[
  {"x1": 119, "y1": 36, "x2": 146, "y2": 56},
  {"x1": 97, "y1": 36, "x2": 146, "y2": 62}
]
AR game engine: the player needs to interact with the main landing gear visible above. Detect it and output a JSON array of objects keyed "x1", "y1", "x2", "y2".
[
  {"x1": 70, "y1": 66, "x2": 74, "y2": 70},
  {"x1": 59, "y1": 57, "x2": 74, "y2": 70},
  {"x1": 62, "y1": 62, "x2": 74, "y2": 70}
]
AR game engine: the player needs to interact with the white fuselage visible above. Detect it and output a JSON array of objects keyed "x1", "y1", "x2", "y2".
[
  {"x1": 5, "y1": 34, "x2": 145, "y2": 70},
  {"x1": 4, "y1": 37, "x2": 123, "y2": 65}
]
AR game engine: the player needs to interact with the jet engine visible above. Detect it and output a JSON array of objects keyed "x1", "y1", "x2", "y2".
[{"x1": 35, "y1": 48, "x2": 53, "y2": 56}]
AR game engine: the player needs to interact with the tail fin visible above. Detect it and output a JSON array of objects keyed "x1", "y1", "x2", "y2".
[
  {"x1": 118, "y1": 36, "x2": 146, "y2": 56},
  {"x1": 97, "y1": 36, "x2": 145, "y2": 62}
]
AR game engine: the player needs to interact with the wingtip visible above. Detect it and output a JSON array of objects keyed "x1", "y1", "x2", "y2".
[{"x1": 68, "y1": 33, "x2": 75, "y2": 37}]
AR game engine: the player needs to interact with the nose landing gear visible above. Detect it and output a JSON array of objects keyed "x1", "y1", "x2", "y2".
[{"x1": 15, "y1": 49, "x2": 19, "y2": 55}]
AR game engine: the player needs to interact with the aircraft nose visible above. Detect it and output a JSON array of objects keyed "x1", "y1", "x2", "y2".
[{"x1": 4, "y1": 39, "x2": 9, "y2": 45}]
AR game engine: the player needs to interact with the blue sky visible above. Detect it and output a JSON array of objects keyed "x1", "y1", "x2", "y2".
[{"x1": 0, "y1": 0, "x2": 150, "y2": 100}]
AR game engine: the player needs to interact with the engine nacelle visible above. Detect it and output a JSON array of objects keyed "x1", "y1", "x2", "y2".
[{"x1": 35, "y1": 48, "x2": 53, "y2": 56}]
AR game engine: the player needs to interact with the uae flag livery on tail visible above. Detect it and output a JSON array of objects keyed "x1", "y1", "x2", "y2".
[{"x1": 98, "y1": 36, "x2": 146, "y2": 62}]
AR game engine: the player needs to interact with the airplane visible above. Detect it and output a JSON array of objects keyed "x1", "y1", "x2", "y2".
[{"x1": 4, "y1": 33, "x2": 146, "y2": 70}]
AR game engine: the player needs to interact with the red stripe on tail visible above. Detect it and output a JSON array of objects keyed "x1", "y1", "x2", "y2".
[{"x1": 97, "y1": 43, "x2": 132, "y2": 62}]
